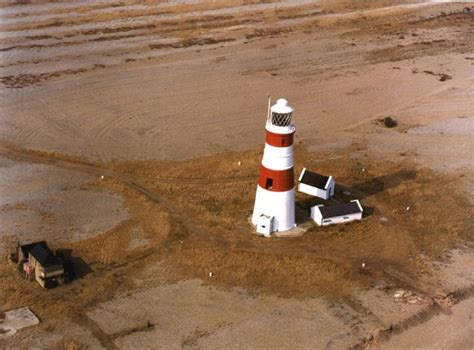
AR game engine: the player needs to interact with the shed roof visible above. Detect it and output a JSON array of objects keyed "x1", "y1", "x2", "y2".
[
  {"x1": 30, "y1": 244, "x2": 62, "y2": 268},
  {"x1": 299, "y1": 169, "x2": 330, "y2": 189},
  {"x1": 20, "y1": 241, "x2": 47, "y2": 259},
  {"x1": 318, "y1": 201, "x2": 362, "y2": 219}
]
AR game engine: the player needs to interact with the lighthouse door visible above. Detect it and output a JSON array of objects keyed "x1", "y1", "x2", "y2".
[{"x1": 265, "y1": 178, "x2": 273, "y2": 190}]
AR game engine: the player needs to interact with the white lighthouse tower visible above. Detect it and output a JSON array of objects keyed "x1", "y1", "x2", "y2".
[{"x1": 252, "y1": 98, "x2": 296, "y2": 236}]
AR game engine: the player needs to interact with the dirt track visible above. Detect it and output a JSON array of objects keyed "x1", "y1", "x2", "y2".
[{"x1": 1, "y1": 1, "x2": 473, "y2": 349}]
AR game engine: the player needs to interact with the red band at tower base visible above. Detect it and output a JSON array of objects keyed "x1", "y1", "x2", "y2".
[
  {"x1": 265, "y1": 130, "x2": 294, "y2": 148},
  {"x1": 258, "y1": 165, "x2": 294, "y2": 192}
]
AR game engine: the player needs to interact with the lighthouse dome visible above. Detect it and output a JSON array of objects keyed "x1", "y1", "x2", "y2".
[
  {"x1": 271, "y1": 98, "x2": 293, "y2": 114},
  {"x1": 268, "y1": 98, "x2": 294, "y2": 128}
]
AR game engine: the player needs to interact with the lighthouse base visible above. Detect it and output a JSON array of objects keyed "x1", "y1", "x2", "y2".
[{"x1": 251, "y1": 186, "x2": 295, "y2": 233}]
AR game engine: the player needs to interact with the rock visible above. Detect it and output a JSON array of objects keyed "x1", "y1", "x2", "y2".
[
  {"x1": 374, "y1": 280, "x2": 387, "y2": 290},
  {"x1": 383, "y1": 117, "x2": 398, "y2": 128},
  {"x1": 343, "y1": 191, "x2": 351, "y2": 196},
  {"x1": 439, "y1": 74, "x2": 452, "y2": 82},
  {"x1": 209, "y1": 272, "x2": 213, "y2": 277},
  {"x1": 379, "y1": 216, "x2": 389, "y2": 223},
  {"x1": 394, "y1": 290, "x2": 405, "y2": 298}
]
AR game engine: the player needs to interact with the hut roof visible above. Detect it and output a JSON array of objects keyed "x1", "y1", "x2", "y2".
[
  {"x1": 30, "y1": 245, "x2": 62, "y2": 267},
  {"x1": 318, "y1": 201, "x2": 363, "y2": 219},
  {"x1": 299, "y1": 169, "x2": 330, "y2": 189}
]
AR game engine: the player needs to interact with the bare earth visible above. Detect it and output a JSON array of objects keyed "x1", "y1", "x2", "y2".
[{"x1": 0, "y1": 1, "x2": 473, "y2": 349}]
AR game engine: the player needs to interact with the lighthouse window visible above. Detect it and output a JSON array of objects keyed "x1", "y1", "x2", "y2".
[
  {"x1": 265, "y1": 178, "x2": 273, "y2": 189},
  {"x1": 281, "y1": 139, "x2": 286, "y2": 146},
  {"x1": 271, "y1": 112, "x2": 292, "y2": 127}
]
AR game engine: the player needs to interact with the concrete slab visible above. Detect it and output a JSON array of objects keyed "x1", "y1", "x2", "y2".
[{"x1": 0, "y1": 307, "x2": 40, "y2": 338}]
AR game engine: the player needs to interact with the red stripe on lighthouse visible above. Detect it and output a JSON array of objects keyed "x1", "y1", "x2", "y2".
[
  {"x1": 265, "y1": 130, "x2": 294, "y2": 147},
  {"x1": 258, "y1": 165, "x2": 294, "y2": 192}
]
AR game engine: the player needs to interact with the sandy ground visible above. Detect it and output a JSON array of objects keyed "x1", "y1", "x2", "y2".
[
  {"x1": 0, "y1": 156, "x2": 130, "y2": 248},
  {"x1": 379, "y1": 248, "x2": 474, "y2": 350},
  {"x1": 382, "y1": 297, "x2": 474, "y2": 350},
  {"x1": 0, "y1": 1, "x2": 473, "y2": 349}
]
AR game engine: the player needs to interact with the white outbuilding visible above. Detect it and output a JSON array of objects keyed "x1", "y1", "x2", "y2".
[
  {"x1": 311, "y1": 200, "x2": 363, "y2": 226},
  {"x1": 297, "y1": 168, "x2": 335, "y2": 200},
  {"x1": 255, "y1": 214, "x2": 274, "y2": 237}
]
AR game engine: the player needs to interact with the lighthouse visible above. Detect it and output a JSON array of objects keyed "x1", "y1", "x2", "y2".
[{"x1": 252, "y1": 98, "x2": 296, "y2": 236}]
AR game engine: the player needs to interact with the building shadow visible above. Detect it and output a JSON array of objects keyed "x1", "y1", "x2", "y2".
[
  {"x1": 56, "y1": 249, "x2": 93, "y2": 281},
  {"x1": 295, "y1": 170, "x2": 415, "y2": 224},
  {"x1": 295, "y1": 203, "x2": 312, "y2": 225},
  {"x1": 295, "y1": 196, "x2": 326, "y2": 225},
  {"x1": 343, "y1": 170, "x2": 417, "y2": 200}
]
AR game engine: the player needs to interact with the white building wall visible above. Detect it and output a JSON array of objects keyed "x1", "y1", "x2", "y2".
[
  {"x1": 256, "y1": 215, "x2": 273, "y2": 236},
  {"x1": 311, "y1": 207, "x2": 362, "y2": 226},
  {"x1": 326, "y1": 177, "x2": 335, "y2": 197},
  {"x1": 298, "y1": 183, "x2": 329, "y2": 199},
  {"x1": 252, "y1": 187, "x2": 295, "y2": 232},
  {"x1": 262, "y1": 144, "x2": 294, "y2": 170},
  {"x1": 320, "y1": 212, "x2": 362, "y2": 226},
  {"x1": 311, "y1": 205, "x2": 323, "y2": 225}
]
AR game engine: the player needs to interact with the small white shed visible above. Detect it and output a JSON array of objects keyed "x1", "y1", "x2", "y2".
[
  {"x1": 297, "y1": 168, "x2": 335, "y2": 200},
  {"x1": 311, "y1": 200, "x2": 363, "y2": 226},
  {"x1": 256, "y1": 214, "x2": 274, "y2": 237}
]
